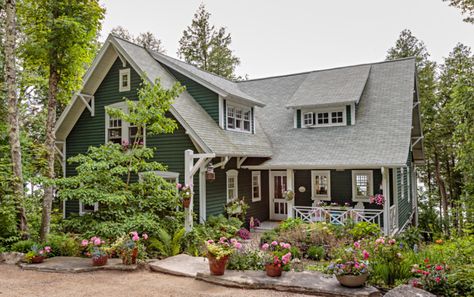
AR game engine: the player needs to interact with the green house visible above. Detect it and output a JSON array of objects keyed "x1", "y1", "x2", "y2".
[{"x1": 55, "y1": 34, "x2": 424, "y2": 235}]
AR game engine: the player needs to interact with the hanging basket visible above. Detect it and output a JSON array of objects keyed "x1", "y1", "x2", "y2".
[{"x1": 183, "y1": 198, "x2": 191, "y2": 208}]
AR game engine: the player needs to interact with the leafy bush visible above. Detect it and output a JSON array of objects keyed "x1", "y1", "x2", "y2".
[
  {"x1": 278, "y1": 218, "x2": 304, "y2": 231},
  {"x1": 447, "y1": 264, "x2": 474, "y2": 296},
  {"x1": 397, "y1": 226, "x2": 423, "y2": 249},
  {"x1": 260, "y1": 229, "x2": 278, "y2": 245},
  {"x1": 228, "y1": 249, "x2": 264, "y2": 271},
  {"x1": 307, "y1": 245, "x2": 325, "y2": 261},
  {"x1": 349, "y1": 222, "x2": 381, "y2": 240},
  {"x1": 44, "y1": 233, "x2": 79, "y2": 256},
  {"x1": 289, "y1": 246, "x2": 301, "y2": 259},
  {"x1": 147, "y1": 227, "x2": 185, "y2": 258},
  {"x1": 11, "y1": 240, "x2": 37, "y2": 253}
]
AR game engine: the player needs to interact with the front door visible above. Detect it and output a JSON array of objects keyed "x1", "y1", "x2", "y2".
[{"x1": 270, "y1": 171, "x2": 288, "y2": 220}]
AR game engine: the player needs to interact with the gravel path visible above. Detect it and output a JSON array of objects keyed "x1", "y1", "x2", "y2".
[{"x1": 0, "y1": 264, "x2": 311, "y2": 297}]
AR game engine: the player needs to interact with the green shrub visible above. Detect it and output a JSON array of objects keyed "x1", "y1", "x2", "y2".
[
  {"x1": 349, "y1": 222, "x2": 381, "y2": 240},
  {"x1": 45, "y1": 233, "x2": 79, "y2": 256},
  {"x1": 397, "y1": 226, "x2": 423, "y2": 249},
  {"x1": 11, "y1": 240, "x2": 36, "y2": 253},
  {"x1": 448, "y1": 264, "x2": 474, "y2": 296},
  {"x1": 279, "y1": 218, "x2": 304, "y2": 231},
  {"x1": 228, "y1": 250, "x2": 264, "y2": 271},
  {"x1": 147, "y1": 227, "x2": 185, "y2": 258},
  {"x1": 260, "y1": 229, "x2": 278, "y2": 245},
  {"x1": 306, "y1": 245, "x2": 325, "y2": 261},
  {"x1": 289, "y1": 246, "x2": 301, "y2": 259}
]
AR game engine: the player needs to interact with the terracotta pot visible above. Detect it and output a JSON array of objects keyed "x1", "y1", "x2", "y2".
[
  {"x1": 92, "y1": 255, "x2": 108, "y2": 266},
  {"x1": 121, "y1": 247, "x2": 138, "y2": 265},
  {"x1": 208, "y1": 255, "x2": 229, "y2": 275},
  {"x1": 30, "y1": 256, "x2": 44, "y2": 264},
  {"x1": 265, "y1": 264, "x2": 282, "y2": 277},
  {"x1": 183, "y1": 198, "x2": 191, "y2": 208},
  {"x1": 336, "y1": 273, "x2": 368, "y2": 287}
]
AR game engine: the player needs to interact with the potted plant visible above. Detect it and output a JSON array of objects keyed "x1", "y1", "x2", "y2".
[
  {"x1": 283, "y1": 190, "x2": 294, "y2": 201},
  {"x1": 81, "y1": 236, "x2": 108, "y2": 266},
  {"x1": 225, "y1": 197, "x2": 249, "y2": 220},
  {"x1": 177, "y1": 183, "x2": 192, "y2": 208},
  {"x1": 205, "y1": 237, "x2": 242, "y2": 275},
  {"x1": 261, "y1": 241, "x2": 292, "y2": 277},
  {"x1": 369, "y1": 194, "x2": 385, "y2": 206},
  {"x1": 113, "y1": 231, "x2": 148, "y2": 265},
  {"x1": 25, "y1": 245, "x2": 52, "y2": 264},
  {"x1": 327, "y1": 241, "x2": 370, "y2": 287}
]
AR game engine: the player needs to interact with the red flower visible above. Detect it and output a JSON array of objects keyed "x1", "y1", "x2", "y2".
[
  {"x1": 435, "y1": 277, "x2": 441, "y2": 283},
  {"x1": 435, "y1": 265, "x2": 443, "y2": 271},
  {"x1": 424, "y1": 258, "x2": 429, "y2": 264}
]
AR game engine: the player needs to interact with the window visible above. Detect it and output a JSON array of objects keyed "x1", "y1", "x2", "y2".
[
  {"x1": 227, "y1": 103, "x2": 251, "y2": 132},
  {"x1": 79, "y1": 201, "x2": 98, "y2": 216},
  {"x1": 107, "y1": 117, "x2": 122, "y2": 144},
  {"x1": 303, "y1": 112, "x2": 314, "y2": 126},
  {"x1": 251, "y1": 171, "x2": 261, "y2": 202},
  {"x1": 119, "y1": 68, "x2": 131, "y2": 92},
  {"x1": 105, "y1": 102, "x2": 145, "y2": 145},
  {"x1": 311, "y1": 170, "x2": 331, "y2": 200},
  {"x1": 301, "y1": 107, "x2": 346, "y2": 127},
  {"x1": 352, "y1": 170, "x2": 373, "y2": 201},
  {"x1": 226, "y1": 170, "x2": 239, "y2": 202}
]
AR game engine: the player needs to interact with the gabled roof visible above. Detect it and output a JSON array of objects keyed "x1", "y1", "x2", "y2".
[
  {"x1": 286, "y1": 65, "x2": 371, "y2": 108},
  {"x1": 238, "y1": 58, "x2": 419, "y2": 168}
]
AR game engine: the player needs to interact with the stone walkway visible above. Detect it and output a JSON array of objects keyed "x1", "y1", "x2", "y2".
[
  {"x1": 20, "y1": 256, "x2": 138, "y2": 273},
  {"x1": 149, "y1": 255, "x2": 381, "y2": 297}
]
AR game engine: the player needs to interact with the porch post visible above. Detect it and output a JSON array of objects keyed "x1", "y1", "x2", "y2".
[
  {"x1": 184, "y1": 150, "x2": 194, "y2": 232},
  {"x1": 199, "y1": 161, "x2": 210, "y2": 224},
  {"x1": 382, "y1": 167, "x2": 390, "y2": 235},
  {"x1": 287, "y1": 169, "x2": 294, "y2": 219}
]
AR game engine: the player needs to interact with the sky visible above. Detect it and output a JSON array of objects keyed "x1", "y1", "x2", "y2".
[{"x1": 100, "y1": 0, "x2": 474, "y2": 79}]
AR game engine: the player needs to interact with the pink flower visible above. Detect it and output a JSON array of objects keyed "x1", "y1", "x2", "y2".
[
  {"x1": 81, "y1": 239, "x2": 89, "y2": 247},
  {"x1": 435, "y1": 277, "x2": 441, "y2": 283},
  {"x1": 362, "y1": 250, "x2": 370, "y2": 260},
  {"x1": 261, "y1": 243, "x2": 269, "y2": 250},
  {"x1": 435, "y1": 265, "x2": 443, "y2": 271},
  {"x1": 131, "y1": 231, "x2": 138, "y2": 237},
  {"x1": 176, "y1": 183, "x2": 182, "y2": 189},
  {"x1": 39, "y1": 250, "x2": 44, "y2": 255},
  {"x1": 122, "y1": 139, "x2": 129, "y2": 146},
  {"x1": 207, "y1": 239, "x2": 214, "y2": 244},
  {"x1": 375, "y1": 237, "x2": 385, "y2": 244},
  {"x1": 44, "y1": 246, "x2": 51, "y2": 253},
  {"x1": 93, "y1": 238, "x2": 102, "y2": 246},
  {"x1": 279, "y1": 242, "x2": 286, "y2": 247},
  {"x1": 219, "y1": 237, "x2": 227, "y2": 243},
  {"x1": 271, "y1": 241, "x2": 278, "y2": 246},
  {"x1": 230, "y1": 238, "x2": 237, "y2": 244},
  {"x1": 388, "y1": 239, "x2": 396, "y2": 245},
  {"x1": 234, "y1": 242, "x2": 242, "y2": 250},
  {"x1": 132, "y1": 234, "x2": 140, "y2": 241},
  {"x1": 354, "y1": 263, "x2": 360, "y2": 269},
  {"x1": 354, "y1": 241, "x2": 360, "y2": 249},
  {"x1": 281, "y1": 252, "x2": 292, "y2": 265},
  {"x1": 283, "y1": 243, "x2": 291, "y2": 249},
  {"x1": 142, "y1": 233, "x2": 148, "y2": 240}
]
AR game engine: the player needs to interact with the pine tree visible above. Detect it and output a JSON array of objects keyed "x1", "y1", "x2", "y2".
[
  {"x1": 178, "y1": 4, "x2": 240, "y2": 79},
  {"x1": 111, "y1": 26, "x2": 165, "y2": 53}
]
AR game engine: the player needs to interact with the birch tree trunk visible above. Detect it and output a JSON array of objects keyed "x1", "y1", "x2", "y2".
[
  {"x1": 5, "y1": 0, "x2": 28, "y2": 237},
  {"x1": 39, "y1": 66, "x2": 59, "y2": 242},
  {"x1": 434, "y1": 152, "x2": 449, "y2": 235}
]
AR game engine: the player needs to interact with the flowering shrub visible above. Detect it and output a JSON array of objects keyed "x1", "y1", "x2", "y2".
[
  {"x1": 369, "y1": 194, "x2": 385, "y2": 206},
  {"x1": 236, "y1": 228, "x2": 250, "y2": 240},
  {"x1": 327, "y1": 241, "x2": 369, "y2": 276},
  {"x1": 25, "y1": 244, "x2": 53, "y2": 263},
  {"x1": 369, "y1": 237, "x2": 411, "y2": 286},
  {"x1": 411, "y1": 259, "x2": 449, "y2": 295},
  {"x1": 206, "y1": 237, "x2": 242, "y2": 260},
  {"x1": 81, "y1": 236, "x2": 107, "y2": 259},
  {"x1": 112, "y1": 231, "x2": 148, "y2": 263},
  {"x1": 261, "y1": 241, "x2": 292, "y2": 270}
]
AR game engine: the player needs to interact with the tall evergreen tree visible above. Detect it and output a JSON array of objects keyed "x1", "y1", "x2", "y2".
[
  {"x1": 178, "y1": 4, "x2": 240, "y2": 79},
  {"x1": 443, "y1": 0, "x2": 474, "y2": 24},
  {"x1": 18, "y1": 0, "x2": 105, "y2": 241}
]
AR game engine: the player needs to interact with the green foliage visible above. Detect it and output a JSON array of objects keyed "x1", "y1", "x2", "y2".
[
  {"x1": 278, "y1": 218, "x2": 304, "y2": 231},
  {"x1": 306, "y1": 245, "x2": 325, "y2": 261},
  {"x1": 147, "y1": 227, "x2": 185, "y2": 258},
  {"x1": 228, "y1": 249, "x2": 264, "y2": 271},
  {"x1": 44, "y1": 233, "x2": 79, "y2": 257},
  {"x1": 397, "y1": 226, "x2": 423, "y2": 249},
  {"x1": 10, "y1": 239, "x2": 36, "y2": 253},
  {"x1": 348, "y1": 222, "x2": 381, "y2": 240},
  {"x1": 289, "y1": 246, "x2": 301, "y2": 259},
  {"x1": 448, "y1": 264, "x2": 474, "y2": 296},
  {"x1": 260, "y1": 229, "x2": 278, "y2": 245}
]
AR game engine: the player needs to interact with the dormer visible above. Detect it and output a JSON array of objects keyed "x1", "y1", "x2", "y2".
[{"x1": 286, "y1": 64, "x2": 371, "y2": 128}]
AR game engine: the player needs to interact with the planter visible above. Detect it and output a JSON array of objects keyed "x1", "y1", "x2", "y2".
[
  {"x1": 121, "y1": 247, "x2": 138, "y2": 265},
  {"x1": 207, "y1": 255, "x2": 229, "y2": 275},
  {"x1": 336, "y1": 273, "x2": 368, "y2": 287},
  {"x1": 92, "y1": 255, "x2": 108, "y2": 266},
  {"x1": 228, "y1": 205, "x2": 242, "y2": 215},
  {"x1": 30, "y1": 256, "x2": 45, "y2": 264},
  {"x1": 265, "y1": 264, "x2": 282, "y2": 277},
  {"x1": 182, "y1": 198, "x2": 191, "y2": 208}
]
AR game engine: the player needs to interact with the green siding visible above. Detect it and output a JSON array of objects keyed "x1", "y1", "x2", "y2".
[
  {"x1": 397, "y1": 167, "x2": 412, "y2": 228},
  {"x1": 346, "y1": 105, "x2": 351, "y2": 125},
  {"x1": 296, "y1": 110, "x2": 301, "y2": 128},
  {"x1": 65, "y1": 58, "x2": 199, "y2": 217},
  {"x1": 162, "y1": 64, "x2": 220, "y2": 124}
]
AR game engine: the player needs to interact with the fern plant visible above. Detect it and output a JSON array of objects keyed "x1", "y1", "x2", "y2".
[{"x1": 148, "y1": 227, "x2": 185, "y2": 258}]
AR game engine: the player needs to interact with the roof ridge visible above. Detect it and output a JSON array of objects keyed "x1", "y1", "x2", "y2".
[{"x1": 238, "y1": 57, "x2": 416, "y2": 83}]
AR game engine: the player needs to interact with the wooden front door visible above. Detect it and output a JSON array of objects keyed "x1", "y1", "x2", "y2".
[{"x1": 270, "y1": 171, "x2": 288, "y2": 220}]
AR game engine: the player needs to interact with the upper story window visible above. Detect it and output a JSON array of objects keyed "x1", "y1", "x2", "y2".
[
  {"x1": 352, "y1": 170, "x2": 373, "y2": 202},
  {"x1": 119, "y1": 68, "x2": 131, "y2": 92},
  {"x1": 105, "y1": 102, "x2": 144, "y2": 145},
  {"x1": 226, "y1": 103, "x2": 251, "y2": 133},
  {"x1": 301, "y1": 107, "x2": 346, "y2": 128}
]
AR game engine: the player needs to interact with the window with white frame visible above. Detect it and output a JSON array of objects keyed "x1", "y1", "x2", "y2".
[
  {"x1": 79, "y1": 201, "x2": 98, "y2": 216},
  {"x1": 311, "y1": 170, "x2": 331, "y2": 200},
  {"x1": 105, "y1": 103, "x2": 144, "y2": 145},
  {"x1": 301, "y1": 107, "x2": 346, "y2": 127},
  {"x1": 251, "y1": 171, "x2": 261, "y2": 202},
  {"x1": 227, "y1": 103, "x2": 251, "y2": 132},
  {"x1": 226, "y1": 170, "x2": 239, "y2": 202},
  {"x1": 119, "y1": 68, "x2": 131, "y2": 92},
  {"x1": 352, "y1": 170, "x2": 373, "y2": 201}
]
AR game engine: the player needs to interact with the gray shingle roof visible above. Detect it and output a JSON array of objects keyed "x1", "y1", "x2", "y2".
[
  {"x1": 286, "y1": 65, "x2": 371, "y2": 108},
  {"x1": 238, "y1": 58, "x2": 416, "y2": 168}
]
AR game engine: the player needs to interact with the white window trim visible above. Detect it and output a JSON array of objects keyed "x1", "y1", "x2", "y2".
[
  {"x1": 303, "y1": 112, "x2": 314, "y2": 126},
  {"x1": 251, "y1": 171, "x2": 261, "y2": 202},
  {"x1": 119, "y1": 68, "x2": 131, "y2": 92},
  {"x1": 352, "y1": 170, "x2": 373, "y2": 202},
  {"x1": 79, "y1": 201, "x2": 99, "y2": 216},
  {"x1": 226, "y1": 101, "x2": 252, "y2": 133},
  {"x1": 226, "y1": 169, "x2": 239, "y2": 202},
  {"x1": 311, "y1": 170, "x2": 331, "y2": 201},
  {"x1": 301, "y1": 106, "x2": 346, "y2": 128},
  {"x1": 138, "y1": 170, "x2": 179, "y2": 183},
  {"x1": 105, "y1": 102, "x2": 146, "y2": 146}
]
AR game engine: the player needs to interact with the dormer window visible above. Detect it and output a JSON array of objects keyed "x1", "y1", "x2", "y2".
[
  {"x1": 119, "y1": 68, "x2": 131, "y2": 92},
  {"x1": 226, "y1": 103, "x2": 251, "y2": 133},
  {"x1": 301, "y1": 107, "x2": 346, "y2": 128}
]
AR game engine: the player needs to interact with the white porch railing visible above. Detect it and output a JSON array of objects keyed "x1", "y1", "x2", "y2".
[
  {"x1": 389, "y1": 205, "x2": 398, "y2": 235},
  {"x1": 293, "y1": 206, "x2": 384, "y2": 229}
]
